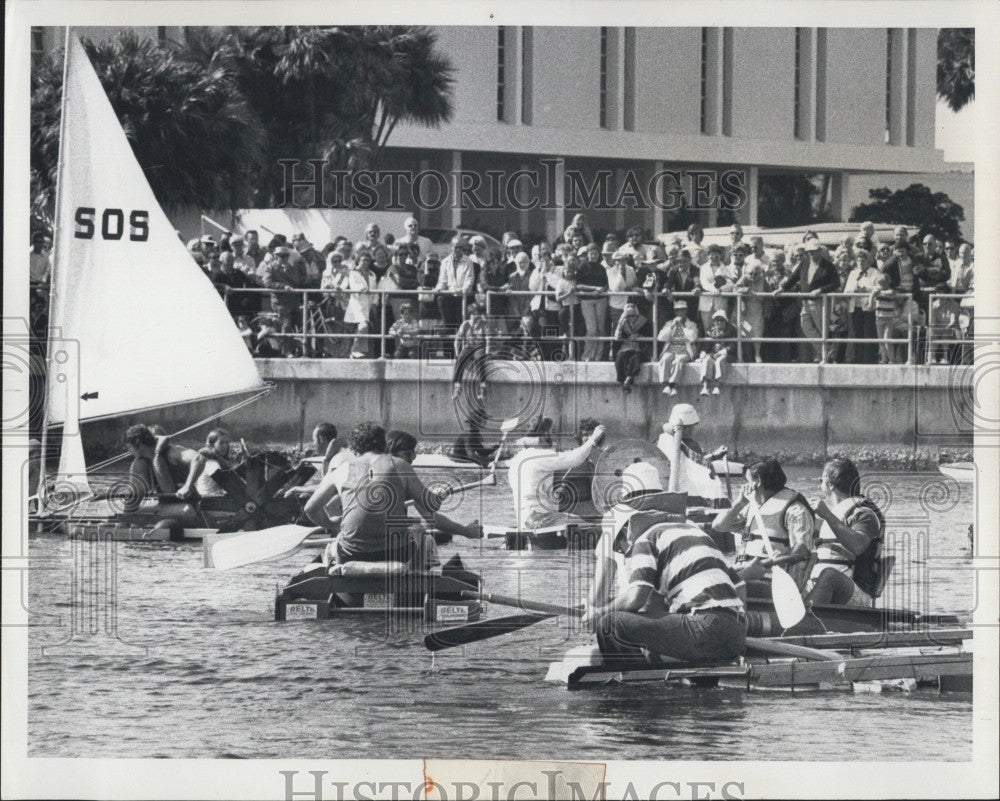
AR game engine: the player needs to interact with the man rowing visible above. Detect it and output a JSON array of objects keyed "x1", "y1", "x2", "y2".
[
  {"x1": 805, "y1": 458, "x2": 885, "y2": 607},
  {"x1": 552, "y1": 418, "x2": 604, "y2": 520},
  {"x1": 123, "y1": 424, "x2": 206, "y2": 511},
  {"x1": 506, "y1": 422, "x2": 607, "y2": 531},
  {"x1": 582, "y1": 461, "x2": 747, "y2": 665},
  {"x1": 656, "y1": 403, "x2": 727, "y2": 467},
  {"x1": 712, "y1": 457, "x2": 815, "y2": 595},
  {"x1": 304, "y1": 422, "x2": 482, "y2": 567}
]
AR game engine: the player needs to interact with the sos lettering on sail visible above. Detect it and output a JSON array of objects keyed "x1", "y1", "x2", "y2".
[{"x1": 74, "y1": 208, "x2": 150, "y2": 242}]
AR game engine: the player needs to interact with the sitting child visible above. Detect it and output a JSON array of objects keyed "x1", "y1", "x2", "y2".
[
  {"x1": 697, "y1": 309, "x2": 737, "y2": 395},
  {"x1": 388, "y1": 302, "x2": 421, "y2": 359}
]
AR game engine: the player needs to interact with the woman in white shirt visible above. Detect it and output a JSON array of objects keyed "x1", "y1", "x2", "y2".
[{"x1": 344, "y1": 252, "x2": 379, "y2": 359}]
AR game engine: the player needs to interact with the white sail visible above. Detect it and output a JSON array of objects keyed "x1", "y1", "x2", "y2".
[{"x1": 46, "y1": 36, "x2": 264, "y2": 428}]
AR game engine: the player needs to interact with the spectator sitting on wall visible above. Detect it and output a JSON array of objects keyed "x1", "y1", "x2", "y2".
[
  {"x1": 509, "y1": 312, "x2": 542, "y2": 361},
  {"x1": 698, "y1": 308, "x2": 737, "y2": 396},
  {"x1": 388, "y1": 302, "x2": 422, "y2": 359},
  {"x1": 612, "y1": 298, "x2": 651, "y2": 393},
  {"x1": 452, "y1": 303, "x2": 492, "y2": 402},
  {"x1": 657, "y1": 298, "x2": 699, "y2": 396}
]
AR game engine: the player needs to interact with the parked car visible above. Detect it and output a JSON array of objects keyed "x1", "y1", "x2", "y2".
[{"x1": 421, "y1": 228, "x2": 504, "y2": 252}]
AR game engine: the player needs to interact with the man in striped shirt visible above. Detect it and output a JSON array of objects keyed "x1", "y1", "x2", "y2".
[{"x1": 583, "y1": 507, "x2": 747, "y2": 664}]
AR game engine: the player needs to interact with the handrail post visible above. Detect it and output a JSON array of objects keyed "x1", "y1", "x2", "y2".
[
  {"x1": 301, "y1": 289, "x2": 308, "y2": 357},
  {"x1": 651, "y1": 290, "x2": 659, "y2": 363},
  {"x1": 380, "y1": 289, "x2": 387, "y2": 359},
  {"x1": 819, "y1": 294, "x2": 828, "y2": 364},
  {"x1": 907, "y1": 308, "x2": 914, "y2": 365},
  {"x1": 735, "y1": 291, "x2": 743, "y2": 363},
  {"x1": 925, "y1": 292, "x2": 935, "y2": 365},
  {"x1": 485, "y1": 291, "x2": 492, "y2": 356}
]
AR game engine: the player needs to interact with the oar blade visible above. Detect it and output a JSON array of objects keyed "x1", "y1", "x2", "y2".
[
  {"x1": 771, "y1": 566, "x2": 807, "y2": 629},
  {"x1": 211, "y1": 524, "x2": 324, "y2": 570},
  {"x1": 424, "y1": 613, "x2": 552, "y2": 652}
]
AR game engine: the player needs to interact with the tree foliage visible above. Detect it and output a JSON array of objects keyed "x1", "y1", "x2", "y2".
[
  {"x1": 31, "y1": 32, "x2": 265, "y2": 216},
  {"x1": 937, "y1": 29, "x2": 975, "y2": 112},
  {"x1": 849, "y1": 184, "x2": 965, "y2": 243},
  {"x1": 176, "y1": 26, "x2": 455, "y2": 205},
  {"x1": 31, "y1": 26, "x2": 455, "y2": 214}
]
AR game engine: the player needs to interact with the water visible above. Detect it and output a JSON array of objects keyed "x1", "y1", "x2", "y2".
[{"x1": 27, "y1": 467, "x2": 975, "y2": 760}]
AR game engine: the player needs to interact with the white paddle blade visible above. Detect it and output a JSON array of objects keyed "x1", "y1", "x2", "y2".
[
  {"x1": 211, "y1": 524, "x2": 324, "y2": 570},
  {"x1": 771, "y1": 566, "x2": 807, "y2": 629},
  {"x1": 500, "y1": 416, "x2": 520, "y2": 432}
]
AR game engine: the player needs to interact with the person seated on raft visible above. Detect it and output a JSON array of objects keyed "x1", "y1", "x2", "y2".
[
  {"x1": 303, "y1": 422, "x2": 482, "y2": 567},
  {"x1": 283, "y1": 422, "x2": 348, "y2": 500},
  {"x1": 552, "y1": 417, "x2": 604, "y2": 521},
  {"x1": 711, "y1": 457, "x2": 816, "y2": 598},
  {"x1": 587, "y1": 461, "x2": 685, "y2": 614},
  {"x1": 804, "y1": 458, "x2": 885, "y2": 607},
  {"x1": 656, "y1": 403, "x2": 728, "y2": 468},
  {"x1": 581, "y1": 467, "x2": 747, "y2": 666},
  {"x1": 122, "y1": 424, "x2": 206, "y2": 511},
  {"x1": 506, "y1": 422, "x2": 607, "y2": 531},
  {"x1": 451, "y1": 411, "x2": 500, "y2": 467}
]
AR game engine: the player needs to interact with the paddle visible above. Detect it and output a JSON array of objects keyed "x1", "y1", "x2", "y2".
[
  {"x1": 487, "y1": 416, "x2": 519, "y2": 473},
  {"x1": 210, "y1": 472, "x2": 495, "y2": 570},
  {"x1": 722, "y1": 452, "x2": 733, "y2": 503},
  {"x1": 747, "y1": 498, "x2": 807, "y2": 630},
  {"x1": 436, "y1": 591, "x2": 833, "y2": 661}
]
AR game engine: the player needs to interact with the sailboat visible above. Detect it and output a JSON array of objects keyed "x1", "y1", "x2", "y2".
[{"x1": 32, "y1": 34, "x2": 268, "y2": 531}]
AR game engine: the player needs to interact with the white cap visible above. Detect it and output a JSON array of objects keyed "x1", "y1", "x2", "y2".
[
  {"x1": 621, "y1": 461, "x2": 664, "y2": 496},
  {"x1": 507, "y1": 239, "x2": 523, "y2": 249},
  {"x1": 805, "y1": 240, "x2": 822, "y2": 252},
  {"x1": 667, "y1": 403, "x2": 700, "y2": 427}
]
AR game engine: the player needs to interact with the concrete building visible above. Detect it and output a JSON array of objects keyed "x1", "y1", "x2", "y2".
[{"x1": 35, "y1": 25, "x2": 953, "y2": 242}]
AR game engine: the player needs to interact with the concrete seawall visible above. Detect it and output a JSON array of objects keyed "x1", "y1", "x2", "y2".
[{"x1": 84, "y1": 359, "x2": 975, "y2": 462}]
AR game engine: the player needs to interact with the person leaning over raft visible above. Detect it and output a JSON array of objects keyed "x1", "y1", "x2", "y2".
[
  {"x1": 303, "y1": 422, "x2": 482, "y2": 566},
  {"x1": 582, "y1": 471, "x2": 747, "y2": 665},
  {"x1": 123, "y1": 424, "x2": 206, "y2": 510},
  {"x1": 506, "y1": 423, "x2": 607, "y2": 531},
  {"x1": 805, "y1": 458, "x2": 886, "y2": 607},
  {"x1": 712, "y1": 458, "x2": 816, "y2": 595}
]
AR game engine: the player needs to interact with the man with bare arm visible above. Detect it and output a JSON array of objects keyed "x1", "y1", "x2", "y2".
[{"x1": 123, "y1": 424, "x2": 206, "y2": 511}]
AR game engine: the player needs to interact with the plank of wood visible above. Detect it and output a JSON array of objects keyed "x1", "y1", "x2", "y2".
[{"x1": 771, "y1": 628, "x2": 972, "y2": 651}]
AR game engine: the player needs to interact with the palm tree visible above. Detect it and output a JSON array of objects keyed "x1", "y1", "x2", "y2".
[
  {"x1": 937, "y1": 29, "x2": 974, "y2": 112},
  {"x1": 31, "y1": 32, "x2": 266, "y2": 216},
  {"x1": 177, "y1": 26, "x2": 455, "y2": 205}
]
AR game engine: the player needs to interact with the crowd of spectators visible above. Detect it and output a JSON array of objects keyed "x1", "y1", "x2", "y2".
[{"x1": 28, "y1": 213, "x2": 976, "y2": 392}]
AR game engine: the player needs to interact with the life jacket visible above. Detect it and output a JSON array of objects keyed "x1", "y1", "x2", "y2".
[
  {"x1": 815, "y1": 495, "x2": 885, "y2": 597},
  {"x1": 741, "y1": 487, "x2": 814, "y2": 559}
]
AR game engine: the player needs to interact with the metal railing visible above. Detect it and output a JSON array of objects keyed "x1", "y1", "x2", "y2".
[{"x1": 221, "y1": 285, "x2": 974, "y2": 366}]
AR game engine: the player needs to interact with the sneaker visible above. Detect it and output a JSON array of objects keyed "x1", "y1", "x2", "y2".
[
  {"x1": 623, "y1": 376, "x2": 634, "y2": 389},
  {"x1": 662, "y1": 385, "x2": 671, "y2": 395},
  {"x1": 700, "y1": 387, "x2": 710, "y2": 396},
  {"x1": 350, "y1": 351, "x2": 365, "y2": 359},
  {"x1": 712, "y1": 386, "x2": 720, "y2": 395},
  {"x1": 755, "y1": 356, "x2": 763, "y2": 363},
  {"x1": 669, "y1": 386, "x2": 678, "y2": 396}
]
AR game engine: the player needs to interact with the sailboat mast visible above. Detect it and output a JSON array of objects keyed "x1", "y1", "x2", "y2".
[{"x1": 37, "y1": 27, "x2": 73, "y2": 506}]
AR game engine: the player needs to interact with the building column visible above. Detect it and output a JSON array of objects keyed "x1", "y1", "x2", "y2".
[
  {"x1": 449, "y1": 151, "x2": 462, "y2": 229},
  {"x1": 733, "y1": 166, "x2": 758, "y2": 227},
  {"x1": 519, "y1": 161, "x2": 532, "y2": 236},
  {"x1": 545, "y1": 159, "x2": 566, "y2": 243},
  {"x1": 418, "y1": 158, "x2": 431, "y2": 227},
  {"x1": 829, "y1": 171, "x2": 850, "y2": 222},
  {"x1": 646, "y1": 161, "x2": 663, "y2": 236}
]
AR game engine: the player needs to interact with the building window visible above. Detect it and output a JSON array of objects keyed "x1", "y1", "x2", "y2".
[
  {"x1": 815, "y1": 28, "x2": 827, "y2": 142},
  {"x1": 885, "y1": 29, "x2": 892, "y2": 143},
  {"x1": 599, "y1": 27, "x2": 609, "y2": 128},
  {"x1": 700, "y1": 28, "x2": 709, "y2": 133},
  {"x1": 497, "y1": 27, "x2": 506, "y2": 123},
  {"x1": 623, "y1": 28, "x2": 635, "y2": 131},
  {"x1": 522, "y1": 27, "x2": 533, "y2": 125}
]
